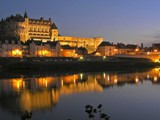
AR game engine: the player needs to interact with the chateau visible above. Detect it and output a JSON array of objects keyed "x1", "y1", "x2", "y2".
[{"x1": 0, "y1": 12, "x2": 103, "y2": 53}]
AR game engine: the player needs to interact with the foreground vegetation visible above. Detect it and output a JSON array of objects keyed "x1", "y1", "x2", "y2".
[
  {"x1": 0, "y1": 58, "x2": 160, "y2": 73},
  {"x1": 0, "y1": 58, "x2": 159, "y2": 73}
]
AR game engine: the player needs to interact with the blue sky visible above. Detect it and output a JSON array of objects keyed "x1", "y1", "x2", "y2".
[{"x1": 0, "y1": 0, "x2": 160, "y2": 46}]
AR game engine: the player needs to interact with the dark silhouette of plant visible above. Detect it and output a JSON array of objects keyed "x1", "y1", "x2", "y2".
[
  {"x1": 21, "y1": 111, "x2": 32, "y2": 120},
  {"x1": 85, "y1": 104, "x2": 110, "y2": 120}
]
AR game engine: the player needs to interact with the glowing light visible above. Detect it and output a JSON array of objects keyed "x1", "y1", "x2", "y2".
[
  {"x1": 135, "y1": 77, "x2": 139, "y2": 83},
  {"x1": 114, "y1": 79, "x2": 117, "y2": 84},
  {"x1": 95, "y1": 52, "x2": 101, "y2": 56},
  {"x1": 37, "y1": 77, "x2": 52, "y2": 88},
  {"x1": 17, "y1": 81, "x2": 20, "y2": 89},
  {"x1": 45, "y1": 80, "x2": 48, "y2": 87},
  {"x1": 38, "y1": 50, "x2": 51, "y2": 57},
  {"x1": 114, "y1": 49, "x2": 118, "y2": 52},
  {"x1": 23, "y1": 81, "x2": 25, "y2": 88},
  {"x1": 155, "y1": 68, "x2": 159, "y2": 72},
  {"x1": 154, "y1": 76, "x2": 158, "y2": 82},
  {"x1": 102, "y1": 56, "x2": 106, "y2": 60},
  {"x1": 154, "y1": 59, "x2": 160, "y2": 63},
  {"x1": 79, "y1": 56, "x2": 84, "y2": 61},
  {"x1": 74, "y1": 79, "x2": 76, "y2": 84},
  {"x1": 12, "y1": 78, "x2": 23, "y2": 91},
  {"x1": 61, "y1": 79, "x2": 64, "y2": 86},
  {"x1": 12, "y1": 49, "x2": 22, "y2": 57},
  {"x1": 107, "y1": 75, "x2": 110, "y2": 81},
  {"x1": 80, "y1": 73, "x2": 83, "y2": 80},
  {"x1": 103, "y1": 73, "x2": 106, "y2": 79},
  {"x1": 135, "y1": 48, "x2": 139, "y2": 52},
  {"x1": 154, "y1": 49, "x2": 158, "y2": 52},
  {"x1": 73, "y1": 75, "x2": 76, "y2": 84},
  {"x1": 147, "y1": 52, "x2": 150, "y2": 55},
  {"x1": 114, "y1": 75, "x2": 118, "y2": 84}
]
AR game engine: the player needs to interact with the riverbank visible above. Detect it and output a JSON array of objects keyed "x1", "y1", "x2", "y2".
[
  {"x1": 0, "y1": 57, "x2": 159, "y2": 75},
  {"x1": 1, "y1": 60, "x2": 159, "y2": 73}
]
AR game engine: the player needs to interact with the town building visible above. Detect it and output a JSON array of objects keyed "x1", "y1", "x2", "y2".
[
  {"x1": 24, "y1": 39, "x2": 61, "y2": 57},
  {"x1": 0, "y1": 38, "x2": 22, "y2": 57},
  {"x1": 61, "y1": 45, "x2": 77, "y2": 57},
  {"x1": 76, "y1": 47, "x2": 88, "y2": 56},
  {"x1": 115, "y1": 43, "x2": 139, "y2": 55},
  {"x1": 0, "y1": 12, "x2": 103, "y2": 53},
  {"x1": 152, "y1": 43, "x2": 160, "y2": 52},
  {"x1": 97, "y1": 41, "x2": 116, "y2": 56}
]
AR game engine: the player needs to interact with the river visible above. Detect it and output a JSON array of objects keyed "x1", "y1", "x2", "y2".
[{"x1": 0, "y1": 68, "x2": 160, "y2": 120}]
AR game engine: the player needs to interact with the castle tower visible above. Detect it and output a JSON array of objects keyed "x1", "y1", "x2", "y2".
[
  {"x1": 51, "y1": 23, "x2": 59, "y2": 41},
  {"x1": 24, "y1": 11, "x2": 28, "y2": 18}
]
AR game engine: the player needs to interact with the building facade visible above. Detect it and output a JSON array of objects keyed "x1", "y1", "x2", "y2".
[
  {"x1": 25, "y1": 40, "x2": 61, "y2": 57},
  {"x1": 97, "y1": 41, "x2": 116, "y2": 56},
  {"x1": 0, "y1": 39, "x2": 22, "y2": 57},
  {"x1": 0, "y1": 12, "x2": 103, "y2": 53}
]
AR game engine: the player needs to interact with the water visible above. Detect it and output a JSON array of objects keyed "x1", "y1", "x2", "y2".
[{"x1": 0, "y1": 68, "x2": 160, "y2": 120}]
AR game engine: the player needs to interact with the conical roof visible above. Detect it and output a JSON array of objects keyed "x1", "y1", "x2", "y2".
[
  {"x1": 24, "y1": 11, "x2": 28, "y2": 18},
  {"x1": 51, "y1": 23, "x2": 58, "y2": 29}
]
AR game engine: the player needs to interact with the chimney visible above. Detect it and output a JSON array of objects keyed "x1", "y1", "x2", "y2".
[
  {"x1": 40, "y1": 17, "x2": 43, "y2": 20},
  {"x1": 141, "y1": 43, "x2": 143, "y2": 49}
]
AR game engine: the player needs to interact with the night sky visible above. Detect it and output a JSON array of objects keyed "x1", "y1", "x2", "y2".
[{"x1": 1, "y1": 0, "x2": 160, "y2": 46}]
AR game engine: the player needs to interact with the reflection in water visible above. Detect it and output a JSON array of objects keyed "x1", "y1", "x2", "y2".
[
  {"x1": 0, "y1": 73, "x2": 102, "y2": 115},
  {"x1": 0, "y1": 68, "x2": 160, "y2": 119},
  {"x1": 20, "y1": 90, "x2": 59, "y2": 112},
  {"x1": 96, "y1": 68, "x2": 160, "y2": 87}
]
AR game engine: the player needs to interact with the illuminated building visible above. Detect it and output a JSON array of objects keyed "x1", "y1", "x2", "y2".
[
  {"x1": 115, "y1": 44, "x2": 139, "y2": 55},
  {"x1": 0, "y1": 39, "x2": 22, "y2": 57},
  {"x1": 0, "y1": 12, "x2": 103, "y2": 53},
  {"x1": 61, "y1": 45, "x2": 77, "y2": 57},
  {"x1": 76, "y1": 47, "x2": 88, "y2": 56},
  {"x1": 152, "y1": 43, "x2": 160, "y2": 51},
  {"x1": 25, "y1": 40, "x2": 61, "y2": 57},
  {"x1": 97, "y1": 41, "x2": 116, "y2": 56}
]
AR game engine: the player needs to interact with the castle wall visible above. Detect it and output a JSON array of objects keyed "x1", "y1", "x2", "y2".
[
  {"x1": 57, "y1": 36, "x2": 103, "y2": 53},
  {"x1": 0, "y1": 14, "x2": 103, "y2": 53}
]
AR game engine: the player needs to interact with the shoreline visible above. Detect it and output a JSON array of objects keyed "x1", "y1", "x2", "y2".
[
  {"x1": 0, "y1": 57, "x2": 159, "y2": 77},
  {"x1": 0, "y1": 58, "x2": 158, "y2": 79},
  {"x1": 1, "y1": 60, "x2": 159, "y2": 72}
]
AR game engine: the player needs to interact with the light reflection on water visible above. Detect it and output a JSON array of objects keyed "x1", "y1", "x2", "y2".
[{"x1": 0, "y1": 68, "x2": 160, "y2": 120}]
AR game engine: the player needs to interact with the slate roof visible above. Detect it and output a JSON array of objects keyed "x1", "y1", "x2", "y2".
[
  {"x1": 2, "y1": 14, "x2": 25, "y2": 22},
  {"x1": 51, "y1": 23, "x2": 58, "y2": 29},
  {"x1": 152, "y1": 43, "x2": 160, "y2": 49},
  {"x1": 45, "y1": 41, "x2": 59, "y2": 47},
  {"x1": 0, "y1": 37, "x2": 23, "y2": 44},
  {"x1": 77, "y1": 47, "x2": 87, "y2": 51},
  {"x1": 99, "y1": 41, "x2": 113, "y2": 46},
  {"x1": 61, "y1": 45, "x2": 75, "y2": 50},
  {"x1": 126, "y1": 44, "x2": 138, "y2": 49},
  {"x1": 24, "y1": 39, "x2": 44, "y2": 45}
]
